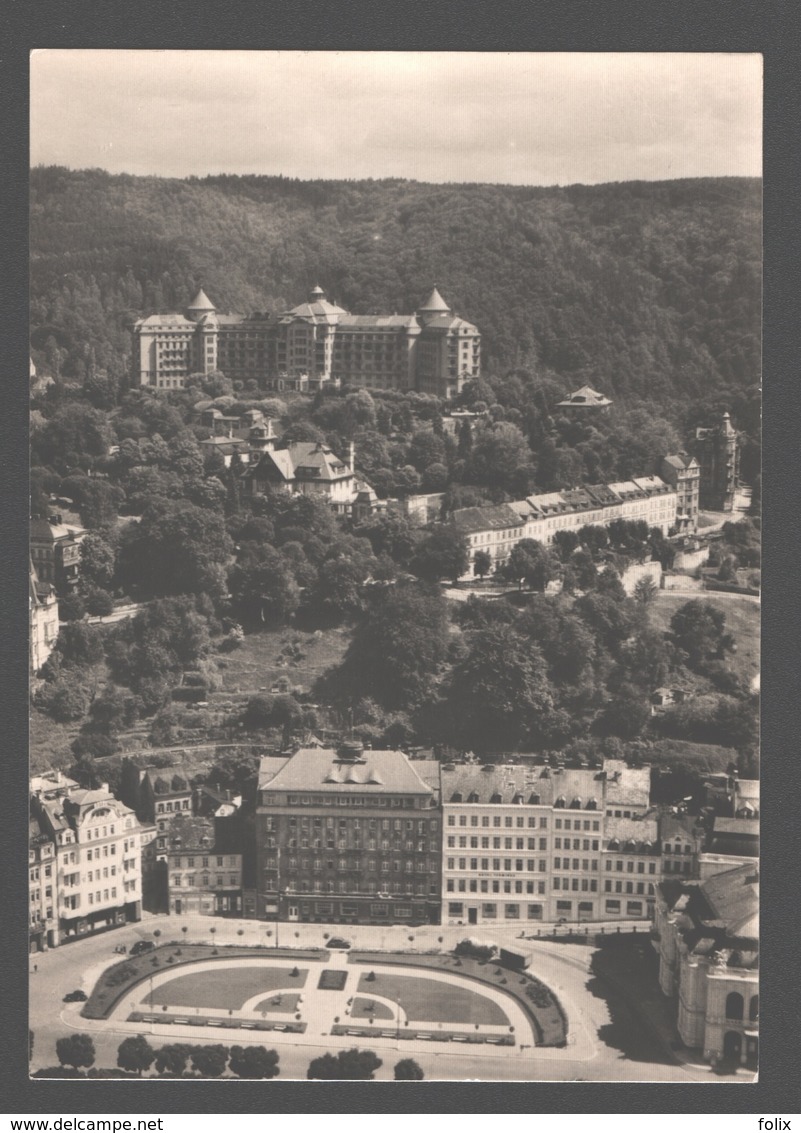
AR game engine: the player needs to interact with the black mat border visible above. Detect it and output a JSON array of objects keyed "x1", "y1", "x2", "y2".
[{"x1": 3, "y1": 3, "x2": 799, "y2": 1117}]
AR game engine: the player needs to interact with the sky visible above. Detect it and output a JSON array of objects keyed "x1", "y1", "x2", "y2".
[{"x1": 30, "y1": 51, "x2": 762, "y2": 186}]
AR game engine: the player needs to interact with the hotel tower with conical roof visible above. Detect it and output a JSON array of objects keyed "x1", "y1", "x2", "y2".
[{"x1": 132, "y1": 285, "x2": 481, "y2": 399}]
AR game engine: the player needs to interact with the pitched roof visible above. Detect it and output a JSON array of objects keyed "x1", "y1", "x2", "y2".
[
  {"x1": 696, "y1": 863, "x2": 759, "y2": 939},
  {"x1": 417, "y1": 287, "x2": 452, "y2": 314},
  {"x1": 258, "y1": 748, "x2": 439, "y2": 797},
  {"x1": 557, "y1": 385, "x2": 612, "y2": 408},
  {"x1": 187, "y1": 288, "x2": 216, "y2": 311},
  {"x1": 450, "y1": 504, "x2": 525, "y2": 535}
]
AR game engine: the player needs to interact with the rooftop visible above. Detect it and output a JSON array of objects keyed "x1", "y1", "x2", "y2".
[{"x1": 259, "y1": 748, "x2": 440, "y2": 798}]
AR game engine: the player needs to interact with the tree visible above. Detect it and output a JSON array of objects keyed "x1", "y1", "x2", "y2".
[
  {"x1": 446, "y1": 625, "x2": 554, "y2": 753},
  {"x1": 230, "y1": 546, "x2": 300, "y2": 627},
  {"x1": 228, "y1": 1045, "x2": 280, "y2": 1079},
  {"x1": 595, "y1": 684, "x2": 651, "y2": 739},
  {"x1": 473, "y1": 549, "x2": 492, "y2": 579},
  {"x1": 633, "y1": 576, "x2": 658, "y2": 605},
  {"x1": 596, "y1": 566, "x2": 627, "y2": 603},
  {"x1": 394, "y1": 1058, "x2": 424, "y2": 1080},
  {"x1": 468, "y1": 421, "x2": 532, "y2": 492},
  {"x1": 324, "y1": 584, "x2": 450, "y2": 711},
  {"x1": 118, "y1": 500, "x2": 232, "y2": 600},
  {"x1": 154, "y1": 1044, "x2": 192, "y2": 1076},
  {"x1": 117, "y1": 1035, "x2": 155, "y2": 1077},
  {"x1": 670, "y1": 600, "x2": 732, "y2": 668},
  {"x1": 410, "y1": 527, "x2": 469, "y2": 585},
  {"x1": 553, "y1": 529, "x2": 580, "y2": 562},
  {"x1": 307, "y1": 1048, "x2": 383, "y2": 1080},
  {"x1": 498, "y1": 539, "x2": 557, "y2": 593},
  {"x1": 190, "y1": 1044, "x2": 229, "y2": 1078},
  {"x1": 56, "y1": 1034, "x2": 96, "y2": 1072},
  {"x1": 53, "y1": 621, "x2": 105, "y2": 667}
]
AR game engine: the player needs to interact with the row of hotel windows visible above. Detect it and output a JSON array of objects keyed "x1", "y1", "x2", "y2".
[
  {"x1": 281, "y1": 882, "x2": 436, "y2": 896},
  {"x1": 446, "y1": 815, "x2": 604, "y2": 831},
  {"x1": 447, "y1": 815, "x2": 551, "y2": 828},
  {"x1": 173, "y1": 875, "x2": 239, "y2": 888},
  {"x1": 449, "y1": 902, "x2": 546, "y2": 919},
  {"x1": 606, "y1": 860, "x2": 658, "y2": 873},
  {"x1": 603, "y1": 881, "x2": 655, "y2": 895},
  {"x1": 62, "y1": 844, "x2": 117, "y2": 865},
  {"x1": 285, "y1": 840, "x2": 438, "y2": 852},
  {"x1": 283, "y1": 795, "x2": 419, "y2": 808},
  {"x1": 447, "y1": 858, "x2": 548, "y2": 872},
  {"x1": 284, "y1": 817, "x2": 438, "y2": 831},
  {"x1": 448, "y1": 837, "x2": 550, "y2": 849},
  {"x1": 266, "y1": 859, "x2": 437, "y2": 873},
  {"x1": 171, "y1": 855, "x2": 238, "y2": 869},
  {"x1": 447, "y1": 880, "x2": 548, "y2": 895}
]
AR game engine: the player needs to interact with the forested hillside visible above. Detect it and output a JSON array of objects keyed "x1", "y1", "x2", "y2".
[{"x1": 30, "y1": 168, "x2": 760, "y2": 412}]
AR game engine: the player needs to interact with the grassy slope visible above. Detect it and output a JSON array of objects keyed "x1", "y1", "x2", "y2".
[
  {"x1": 648, "y1": 591, "x2": 760, "y2": 688},
  {"x1": 214, "y1": 625, "x2": 352, "y2": 704}
]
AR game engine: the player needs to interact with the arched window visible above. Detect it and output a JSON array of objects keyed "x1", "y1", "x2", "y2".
[
  {"x1": 725, "y1": 992, "x2": 744, "y2": 1021},
  {"x1": 586, "y1": 798, "x2": 598, "y2": 810},
  {"x1": 570, "y1": 797, "x2": 582, "y2": 809},
  {"x1": 749, "y1": 994, "x2": 759, "y2": 1022},
  {"x1": 490, "y1": 792, "x2": 502, "y2": 804},
  {"x1": 555, "y1": 796, "x2": 566, "y2": 809}
]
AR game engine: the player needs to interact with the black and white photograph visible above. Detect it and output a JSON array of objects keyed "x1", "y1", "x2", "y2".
[{"x1": 28, "y1": 50, "x2": 761, "y2": 1084}]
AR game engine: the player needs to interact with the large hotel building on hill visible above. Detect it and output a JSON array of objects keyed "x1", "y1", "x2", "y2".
[{"x1": 132, "y1": 285, "x2": 481, "y2": 400}]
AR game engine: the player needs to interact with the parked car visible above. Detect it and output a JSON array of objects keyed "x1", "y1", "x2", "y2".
[
  {"x1": 63, "y1": 989, "x2": 87, "y2": 1002},
  {"x1": 327, "y1": 937, "x2": 352, "y2": 950},
  {"x1": 130, "y1": 939, "x2": 156, "y2": 956}
]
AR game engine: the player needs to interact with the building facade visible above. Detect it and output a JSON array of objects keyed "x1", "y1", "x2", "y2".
[
  {"x1": 660, "y1": 453, "x2": 701, "y2": 531},
  {"x1": 440, "y1": 759, "x2": 652, "y2": 926},
  {"x1": 133, "y1": 286, "x2": 480, "y2": 400},
  {"x1": 30, "y1": 560, "x2": 59, "y2": 675},
  {"x1": 256, "y1": 743, "x2": 442, "y2": 925},
  {"x1": 653, "y1": 864, "x2": 758, "y2": 1067},
  {"x1": 166, "y1": 814, "x2": 243, "y2": 917},
  {"x1": 30, "y1": 515, "x2": 87, "y2": 594},
  {"x1": 29, "y1": 817, "x2": 58, "y2": 952},
  {"x1": 31, "y1": 775, "x2": 143, "y2": 945},
  {"x1": 450, "y1": 475, "x2": 678, "y2": 580}
]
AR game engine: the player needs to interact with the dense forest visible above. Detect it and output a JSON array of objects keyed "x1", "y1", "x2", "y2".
[{"x1": 30, "y1": 168, "x2": 761, "y2": 414}]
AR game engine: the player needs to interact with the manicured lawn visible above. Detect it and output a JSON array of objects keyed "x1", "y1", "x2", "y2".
[
  {"x1": 147, "y1": 964, "x2": 308, "y2": 1008},
  {"x1": 356, "y1": 971, "x2": 509, "y2": 1026},
  {"x1": 251, "y1": 992, "x2": 301, "y2": 1014},
  {"x1": 351, "y1": 996, "x2": 395, "y2": 1020}
]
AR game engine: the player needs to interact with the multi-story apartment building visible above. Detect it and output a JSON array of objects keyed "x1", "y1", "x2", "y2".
[
  {"x1": 600, "y1": 816, "x2": 661, "y2": 922},
  {"x1": 653, "y1": 863, "x2": 758, "y2": 1067},
  {"x1": 166, "y1": 814, "x2": 243, "y2": 917},
  {"x1": 440, "y1": 759, "x2": 652, "y2": 926},
  {"x1": 133, "y1": 286, "x2": 480, "y2": 401},
  {"x1": 29, "y1": 815, "x2": 58, "y2": 952},
  {"x1": 29, "y1": 515, "x2": 86, "y2": 594},
  {"x1": 30, "y1": 560, "x2": 59, "y2": 675},
  {"x1": 31, "y1": 775, "x2": 143, "y2": 945},
  {"x1": 451, "y1": 505, "x2": 526, "y2": 577},
  {"x1": 451, "y1": 476, "x2": 679, "y2": 579},
  {"x1": 660, "y1": 453, "x2": 701, "y2": 531},
  {"x1": 255, "y1": 743, "x2": 442, "y2": 926}
]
